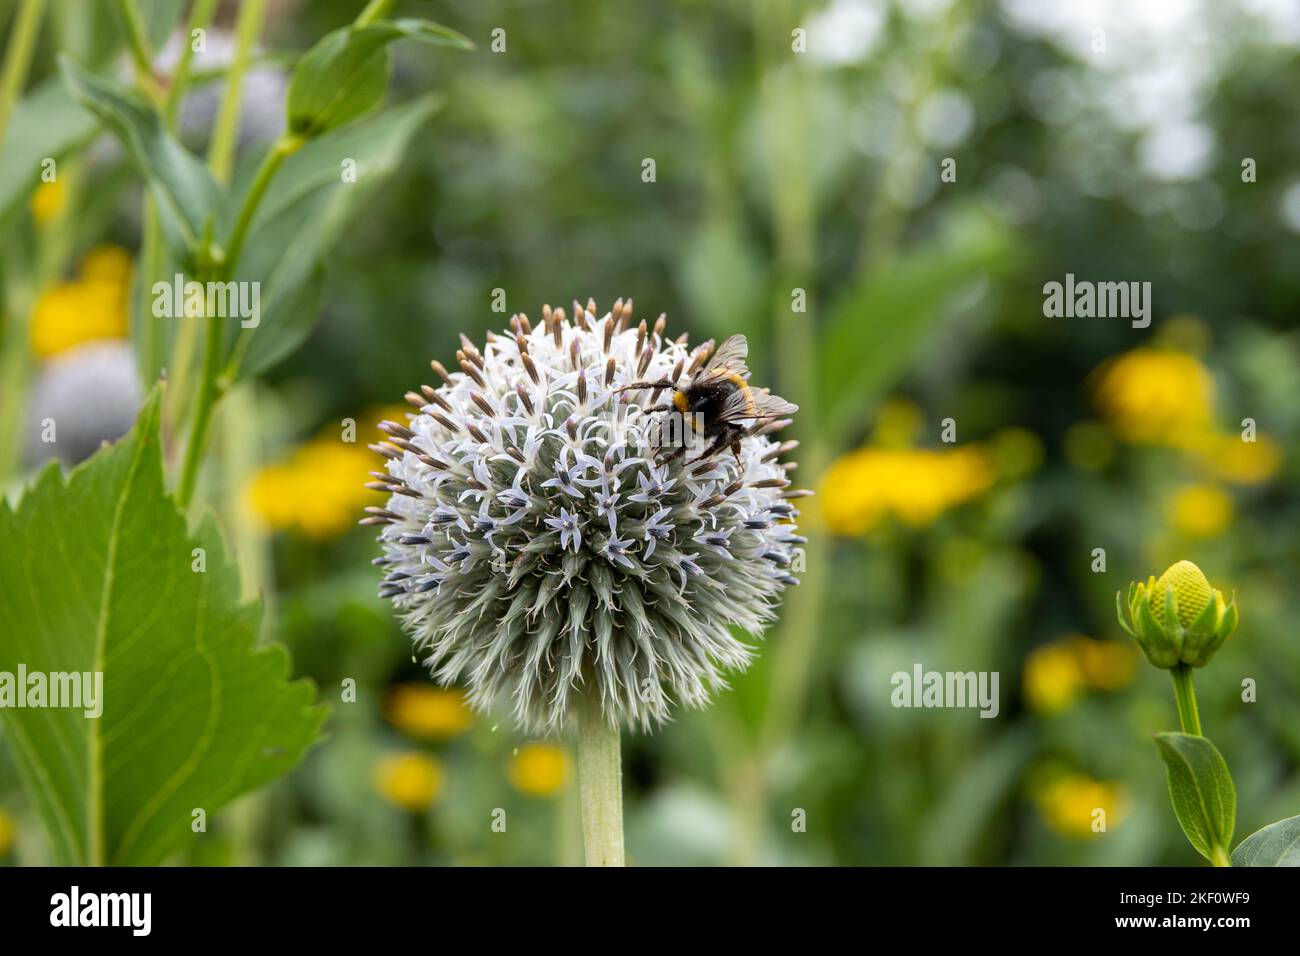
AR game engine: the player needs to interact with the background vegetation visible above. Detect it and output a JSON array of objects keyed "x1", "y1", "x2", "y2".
[{"x1": 1, "y1": 0, "x2": 1297, "y2": 865}]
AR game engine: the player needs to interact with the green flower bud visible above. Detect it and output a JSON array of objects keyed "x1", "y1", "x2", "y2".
[{"x1": 1116, "y1": 560, "x2": 1238, "y2": 669}]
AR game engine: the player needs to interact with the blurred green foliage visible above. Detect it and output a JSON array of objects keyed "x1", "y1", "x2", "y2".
[{"x1": 1, "y1": 0, "x2": 1297, "y2": 866}]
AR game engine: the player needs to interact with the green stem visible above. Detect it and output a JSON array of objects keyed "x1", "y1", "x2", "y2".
[
  {"x1": 222, "y1": 133, "x2": 301, "y2": 270},
  {"x1": 0, "y1": 0, "x2": 46, "y2": 486},
  {"x1": 356, "y1": 0, "x2": 398, "y2": 27},
  {"x1": 1171, "y1": 664, "x2": 1202, "y2": 736},
  {"x1": 141, "y1": 0, "x2": 216, "y2": 393},
  {"x1": 111, "y1": 0, "x2": 163, "y2": 101},
  {"x1": 752, "y1": 0, "x2": 824, "y2": 754},
  {"x1": 0, "y1": 0, "x2": 45, "y2": 143},
  {"x1": 175, "y1": 305, "x2": 224, "y2": 509},
  {"x1": 575, "y1": 691, "x2": 624, "y2": 867},
  {"x1": 162, "y1": 0, "x2": 219, "y2": 126},
  {"x1": 206, "y1": 0, "x2": 265, "y2": 184},
  {"x1": 1211, "y1": 845, "x2": 1231, "y2": 867}
]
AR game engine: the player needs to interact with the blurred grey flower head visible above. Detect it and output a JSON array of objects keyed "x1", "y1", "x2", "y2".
[
  {"x1": 368, "y1": 302, "x2": 805, "y2": 733},
  {"x1": 24, "y1": 340, "x2": 142, "y2": 467},
  {"x1": 155, "y1": 28, "x2": 286, "y2": 147}
]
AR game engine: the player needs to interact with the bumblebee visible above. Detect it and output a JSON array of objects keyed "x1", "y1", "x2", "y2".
[{"x1": 617, "y1": 334, "x2": 798, "y2": 463}]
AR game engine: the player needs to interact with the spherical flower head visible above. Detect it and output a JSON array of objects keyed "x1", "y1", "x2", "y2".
[
  {"x1": 367, "y1": 302, "x2": 805, "y2": 733},
  {"x1": 1116, "y1": 560, "x2": 1238, "y2": 669}
]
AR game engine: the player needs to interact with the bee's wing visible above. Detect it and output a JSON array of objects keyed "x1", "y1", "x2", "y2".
[
  {"x1": 702, "y1": 334, "x2": 750, "y2": 376},
  {"x1": 745, "y1": 388, "x2": 799, "y2": 419},
  {"x1": 717, "y1": 386, "x2": 798, "y2": 423}
]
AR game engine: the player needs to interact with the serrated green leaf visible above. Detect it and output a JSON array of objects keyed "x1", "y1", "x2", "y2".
[
  {"x1": 1232, "y1": 814, "x2": 1300, "y2": 866},
  {"x1": 818, "y1": 208, "x2": 1016, "y2": 448},
  {"x1": 58, "y1": 55, "x2": 225, "y2": 262},
  {"x1": 226, "y1": 95, "x2": 442, "y2": 379},
  {"x1": 286, "y1": 18, "x2": 471, "y2": 137},
  {"x1": 0, "y1": 391, "x2": 325, "y2": 865},
  {"x1": 0, "y1": 77, "x2": 98, "y2": 224},
  {"x1": 1154, "y1": 732, "x2": 1236, "y2": 864}
]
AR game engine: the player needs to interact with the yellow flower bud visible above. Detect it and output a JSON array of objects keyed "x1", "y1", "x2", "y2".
[{"x1": 1117, "y1": 560, "x2": 1238, "y2": 669}]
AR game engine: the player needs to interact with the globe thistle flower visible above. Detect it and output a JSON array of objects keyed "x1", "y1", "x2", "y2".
[
  {"x1": 366, "y1": 300, "x2": 805, "y2": 735},
  {"x1": 24, "y1": 341, "x2": 142, "y2": 467}
]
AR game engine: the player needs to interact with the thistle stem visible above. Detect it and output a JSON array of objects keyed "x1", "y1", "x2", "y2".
[
  {"x1": 1170, "y1": 664, "x2": 1202, "y2": 737},
  {"x1": 575, "y1": 691, "x2": 624, "y2": 867}
]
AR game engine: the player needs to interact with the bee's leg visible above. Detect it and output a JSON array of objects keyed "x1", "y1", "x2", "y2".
[
  {"x1": 685, "y1": 433, "x2": 729, "y2": 465},
  {"x1": 730, "y1": 440, "x2": 742, "y2": 463},
  {"x1": 614, "y1": 378, "x2": 675, "y2": 393},
  {"x1": 657, "y1": 444, "x2": 688, "y2": 465}
]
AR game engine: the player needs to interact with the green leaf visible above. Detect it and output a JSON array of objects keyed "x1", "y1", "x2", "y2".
[
  {"x1": 1154, "y1": 732, "x2": 1236, "y2": 864},
  {"x1": 0, "y1": 391, "x2": 325, "y2": 865},
  {"x1": 818, "y1": 208, "x2": 1016, "y2": 447},
  {"x1": 226, "y1": 95, "x2": 443, "y2": 379},
  {"x1": 1231, "y1": 814, "x2": 1300, "y2": 866},
  {"x1": 136, "y1": 0, "x2": 188, "y2": 50},
  {"x1": 58, "y1": 55, "x2": 225, "y2": 262},
  {"x1": 286, "y1": 18, "x2": 471, "y2": 137},
  {"x1": 0, "y1": 77, "x2": 98, "y2": 223}
]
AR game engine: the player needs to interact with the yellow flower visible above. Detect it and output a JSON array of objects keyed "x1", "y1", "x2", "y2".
[
  {"x1": 508, "y1": 743, "x2": 572, "y2": 798},
  {"x1": 374, "y1": 753, "x2": 443, "y2": 811},
  {"x1": 79, "y1": 245, "x2": 133, "y2": 284},
  {"x1": 870, "y1": 398, "x2": 923, "y2": 448},
  {"x1": 0, "y1": 808, "x2": 14, "y2": 857},
  {"x1": 819, "y1": 444, "x2": 995, "y2": 535},
  {"x1": 1092, "y1": 348, "x2": 1213, "y2": 445},
  {"x1": 30, "y1": 247, "x2": 134, "y2": 360},
  {"x1": 1168, "y1": 483, "x2": 1234, "y2": 538},
  {"x1": 385, "y1": 685, "x2": 473, "y2": 740},
  {"x1": 1024, "y1": 643, "x2": 1085, "y2": 714},
  {"x1": 1024, "y1": 635, "x2": 1136, "y2": 713},
  {"x1": 1071, "y1": 637, "x2": 1138, "y2": 691},
  {"x1": 1186, "y1": 432, "x2": 1281, "y2": 485},
  {"x1": 31, "y1": 178, "x2": 69, "y2": 226},
  {"x1": 1034, "y1": 772, "x2": 1128, "y2": 839},
  {"x1": 247, "y1": 407, "x2": 406, "y2": 539}
]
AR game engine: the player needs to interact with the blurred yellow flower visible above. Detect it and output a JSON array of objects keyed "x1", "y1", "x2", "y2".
[
  {"x1": 1186, "y1": 432, "x2": 1282, "y2": 485},
  {"x1": 871, "y1": 397, "x2": 924, "y2": 448},
  {"x1": 1168, "y1": 483, "x2": 1234, "y2": 538},
  {"x1": 30, "y1": 177, "x2": 69, "y2": 226},
  {"x1": 79, "y1": 244, "x2": 133, "y2": 284},
  {"x1": 820, "y1": 444, "x2": 995, "y2": 535},
  {"x1": 1092, "y1": 348, "x2": 1213, "y2": 445},
  {"x1": 0, "y1": 808, "x2": 14, "y2": 857},
  {"x1": 1024, "y1": 643, "x2": 1084, "y2": 714},
  {"x1": 1024, "y1": 635, "x2": 1136, "y2": 713},
  {"x1": 374, "y1": 752, "x2": 443, "y2": 811},
  {"x1": 248, "y1": 406, "x2": 407, "y2": 539},
  {"x1": 508, "y1": 743, "x2": 572, "y2": 798},
  {"x1": 1035, "y1": 772, "x2": 1128, "y2": 839},
  {"x1": 385, "y1": 685, "x2": 473, "y2": 740},
  {"x1": 30, "y1": 246, "x2": 133, "y2": 360}
]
